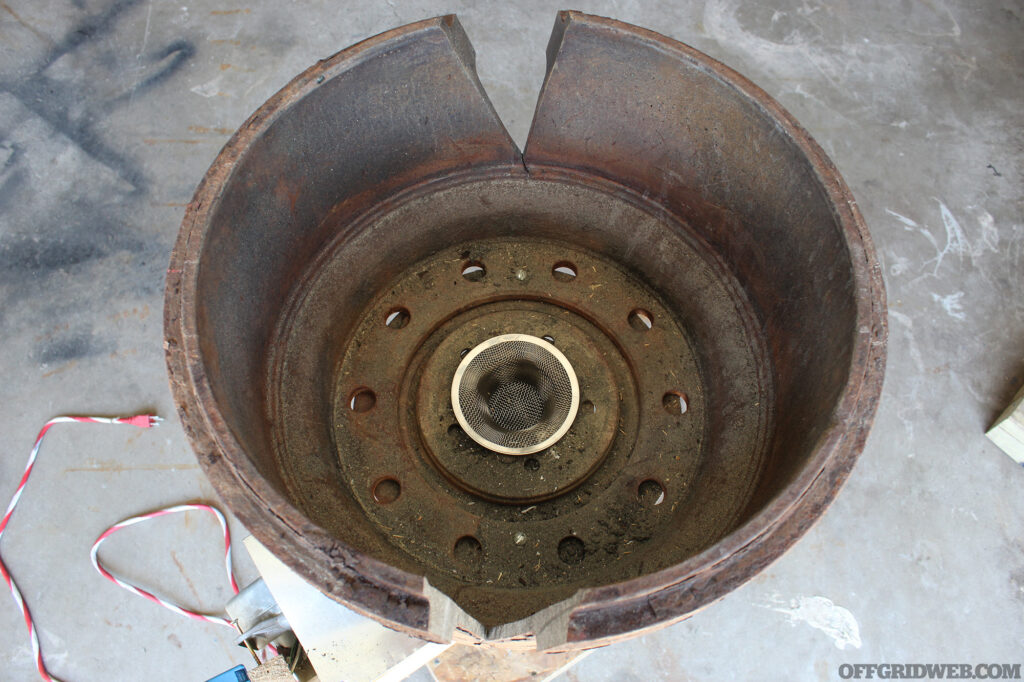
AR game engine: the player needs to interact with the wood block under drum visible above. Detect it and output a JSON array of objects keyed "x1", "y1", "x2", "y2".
[{"x1": 987, "y1": 382, "x2": 1024, "y2": 464}]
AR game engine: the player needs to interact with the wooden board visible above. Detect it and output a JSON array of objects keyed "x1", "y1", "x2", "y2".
[
  {"x1": 987, "y1": 383, "x2": 1024, "y2": 464},
  {"x1": 429, "y1": 642, "x2": 590, "y2": 682}
]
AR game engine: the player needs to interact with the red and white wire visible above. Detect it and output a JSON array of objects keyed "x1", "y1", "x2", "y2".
[
  {"x1": 91, "y1": 507, "x2": 279, "y2": 662},
  {"x1": 1, "y1": 416, "x2": 160, "y2": 681},
  {"x1": 0, "y1": 414, "x2": 243, "y2": 682},
  {"x1": 90, "y1": 503, "x2": 239, "y2": 627}
]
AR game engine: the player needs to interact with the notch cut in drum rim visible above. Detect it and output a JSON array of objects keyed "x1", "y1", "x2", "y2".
[{"x1": 451, "y1": 333, "x2": 581, "y2": 455}]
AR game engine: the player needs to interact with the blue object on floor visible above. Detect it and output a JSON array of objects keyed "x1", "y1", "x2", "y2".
[{"x1": 205, "y1": 664, "x2": 249, "y2": 682}]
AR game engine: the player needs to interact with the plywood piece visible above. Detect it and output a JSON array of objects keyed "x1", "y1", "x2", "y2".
[
  {"x1": 244, "y1": 537, "x2": 450, "y2": 682},
  {"x1": 987, "y1": 383, "x2": 1024, "y2": 463},
  {"x1": 248, "y1": 657, "x2": 294, "y2": 682},
  {"x1": 428, "y1": 642, "x2": 589, "y2": 682}
]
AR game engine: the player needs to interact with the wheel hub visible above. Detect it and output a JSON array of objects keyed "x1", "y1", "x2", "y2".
[
  {"x1": 452, "y1": 332, "x2": 580, "y2": 455},
  {"x1": 316, "y1": 217, "x2": 731, "y2": 624}
]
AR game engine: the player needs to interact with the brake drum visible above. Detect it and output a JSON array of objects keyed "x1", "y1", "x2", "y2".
[{"x1": 165, "y1": 12, "x2": 886, "y2": 649}]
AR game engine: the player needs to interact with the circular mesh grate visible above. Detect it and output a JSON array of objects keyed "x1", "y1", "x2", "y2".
[
  {"x1": 452, "y1": 334, "x2": 579, "y2": 455},
  {"x1": 489, "y1": 381, "x2": 545, "y2": 431}
]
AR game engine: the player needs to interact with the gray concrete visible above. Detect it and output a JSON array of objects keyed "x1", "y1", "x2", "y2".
[{"x1": 0, "y1": 1, "x2": 1021, "y2": 680}]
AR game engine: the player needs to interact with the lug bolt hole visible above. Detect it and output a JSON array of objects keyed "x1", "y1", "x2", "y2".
[
  {"x1": 372, "y1": 477, "x2": 401, "y2": 504},
  {"x1": 348, "y1": 388, "x2": 376, "y2": 413},
  {"x1": 524, "y1": 457, "x2": 540, "y2": 471},
  {"x1": 662, "y1": 391, "x2": 688, "y2": 415},
  {"x1": 453, "y1": 535, "x2": 483, "y2": 565},
  {"x1": 557, "y1": 536, "x2": 586, "y2": 565},
  {"x1": 541, "y1": 335, "x2": 555, "y2": 344},
  {"x1": 385, "y1": 307, "x2": 410, "y2": 329},
  {"x1": 461, "y1": 261, "x2": 486, "y2": 282},
  {"x1": 581, "y1": 399, "x2": 595, "y2": 414},
  {"x1": 628, "y1": 309, "x2": 654, "y2": 331},
  {"x1": 637, "y1": 479, "x2": 666, "y2": 507},
  {"x1": 552, "y1": 261, "x2": 577, "y2": 282}
]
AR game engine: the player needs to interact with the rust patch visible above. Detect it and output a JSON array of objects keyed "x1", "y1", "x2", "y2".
[
  {"x1": 142, "y1": 138, "x2": 205, "y2": 145},
  {"x1": 0, "y1": 3, "x2": 52, "y2": 45},
  {"x1": 188, "y1": 125, "x2": 236, "y2": 135},
  {"x1": 41, "y1": 360, "x2": 78, "y2": 378},
  {"x1": 170, "y1": 550, "x2": 204, "y2": 605},
  {"x1": 64, "y1": 458, "x2": 198, "y2": 473}
]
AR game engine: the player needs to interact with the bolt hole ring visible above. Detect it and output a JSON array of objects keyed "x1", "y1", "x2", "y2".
[
  {"x1": 385, "y1": 307, "x2": 410, "y2": 329},
  {"x1": 454, "y1": 535, "x2": 483, "y2": 564},
  {"x1": 372, "y1": 477, "x2": 401, "y2": 504},
  {"x1": 628, "y1": 309, "x2": 654, "y2": 331},
  {"x1": 637, "y1": 478, "x2": 666, "y2": 507},
  {"x1": 662, "y1": 391, "x2": 688, "y2": 415},
  {"x1": 349, "y1": 388, "x2": 376, "y2": 413},
  {"x1": 461, "y1": 261, "x2": 486, "y2": 282},
  {"x1": 558, "y1": 536, "x2": 586, "y2": 564},
  {"x1": 552, "y1": 261, "x2": 578, "y2": 282}
]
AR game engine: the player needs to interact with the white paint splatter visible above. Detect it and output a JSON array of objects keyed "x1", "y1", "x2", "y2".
[
  {"x1": 932, "y1": 201, "x2": 972, "y2": 271},
  {"x1": 931, "y1": 291, "x2": 966, "y2": 321},
  {"x1": 888, "y1": 308, "x2": 925, "y2": 449},
  {"x1": 892, "y1": 202, "x2": 998, "y2": 278},
  {"x1": 885, "y1": 208, "x2": 919, "y2": 229},
  {"x1": 702, "y1": 0, "x2": 922, "y2": 112},
  {"x1": 38, "y1": 628, "x2": 69, "y2": 666},
  {"x1": 191, "y1": 77, "x2": 226, "y2": 98},
  {"x1": 889, "y1": 310, "x2": 925, "y2": 373},
  {"x1": 977, "y1": 210, "x2": 999, "y2": 252},
  {"x1": 887, "y1": 208, "x2": 944, "y2": 276},
  {"x1": 139, "y1": 1, "x2": 153, "y2": 58},
  {"x1": 704, "y1": 0, "x2": 808, "y2": 68},
  {"x1": 888, "y1": 310, "x2": 912, "y2": 328},
  {"x1": 887, "y1": 251, "x2": 912, "y2": 277},
  {"x1": 763, "y1": 595, "x2": 862, "y2": 650},
  {"x1": 931, "y1": 201, "x2": 1000, "y2": 272}
]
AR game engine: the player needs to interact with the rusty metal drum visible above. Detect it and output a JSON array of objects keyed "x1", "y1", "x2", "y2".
[{"x1": 164, "y1": 12, "x2": 886, "y2": 649}]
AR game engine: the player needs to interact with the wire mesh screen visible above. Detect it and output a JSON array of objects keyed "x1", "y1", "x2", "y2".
[{"x1": 453, "y1": 335, "x2": 578, "y2": 454}]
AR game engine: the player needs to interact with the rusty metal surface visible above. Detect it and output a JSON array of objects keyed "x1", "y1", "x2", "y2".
[
  {"x1": 269, "y1": 177, "x2": 768, "y2": 630},
  {"x1": 523, "y1": 12, "x2": 887, "y2": 645},
  {"x1": 165, "y1": 11, "x2": 886, "y2": 648},
  {"x1": 165, "y1": 15, "x2": 522, "y2": 641},
  {"x1": 314, "y1": 235, "x2": 714, "y2": 626}
]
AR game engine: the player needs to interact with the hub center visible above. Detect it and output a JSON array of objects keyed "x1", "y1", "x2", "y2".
[{"x1": 452, "y1": 334, "x2": 580, "y2": 455}]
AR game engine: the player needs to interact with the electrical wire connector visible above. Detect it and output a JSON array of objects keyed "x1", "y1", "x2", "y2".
[{"x1": 118, "y1": 414, "x2": 163, "y2": 428}]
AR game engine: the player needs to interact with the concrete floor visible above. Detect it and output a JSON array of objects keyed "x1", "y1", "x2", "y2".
[{"x1": 1, "y1": 1, "x2": 1021, "y2": 680}]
